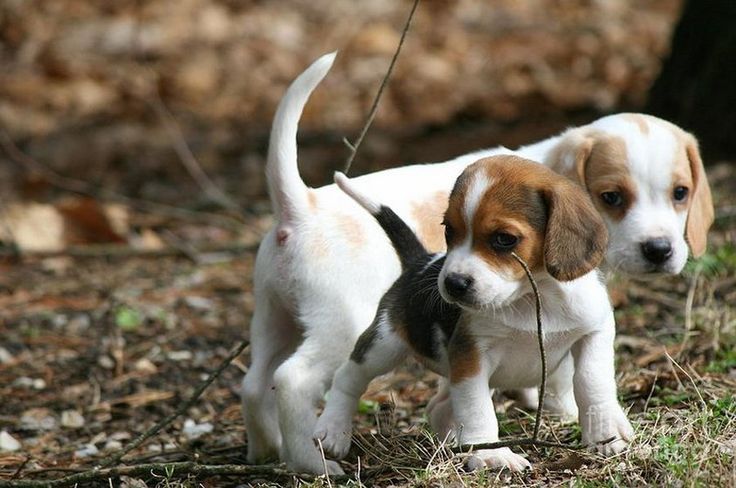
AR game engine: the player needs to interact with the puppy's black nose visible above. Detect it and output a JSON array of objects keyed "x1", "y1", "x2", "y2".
[
  {"x1": 444, "y1": 273, "x2": 473, "y2": 299},
  {"x1": 641, "y1": 238, "x2": 673, "y2": 264}
]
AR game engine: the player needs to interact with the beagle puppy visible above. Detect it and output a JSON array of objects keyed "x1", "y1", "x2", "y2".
[
  {"x1": 314, "y1": 157, "x2": 633, "y2": 471},
  {"x1": 241, "y1": 53, "x2": 712, "y2": 474}
]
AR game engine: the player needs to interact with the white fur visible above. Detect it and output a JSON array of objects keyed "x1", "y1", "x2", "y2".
[
  {"x1": 315, "y1": 261, "x2": 632, "y2": 471},
  {"x1": 243, "y1": 53, "x2": 698, "y2": 473}
]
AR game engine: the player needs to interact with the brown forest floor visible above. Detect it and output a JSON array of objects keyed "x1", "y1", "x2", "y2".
[{"x1": 0, "y1": 118, "x2": 735, "y2": 487}]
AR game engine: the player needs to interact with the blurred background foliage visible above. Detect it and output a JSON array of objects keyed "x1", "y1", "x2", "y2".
[{"x1": 0, "y1": 0, "x2": 683, "y2": 204}]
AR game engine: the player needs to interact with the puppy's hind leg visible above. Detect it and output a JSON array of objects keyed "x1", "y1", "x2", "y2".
[
  {"x1": 242, "y1": 295, "x2": 299, "y2": 464},
  {"x1": 272, "y1": 305, "x2": 373, "y2": 475},
  {"x1": 314, "y1": 310, "x2": 408, "y2": 460}
]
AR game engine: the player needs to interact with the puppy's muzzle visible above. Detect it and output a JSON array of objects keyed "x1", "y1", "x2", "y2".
[
  {"x1": 444, "y1": 273, "x2": 474, "y2": 300},
  {"x1": 640, "y1": 237, "x2": 673, "y2": 265}
]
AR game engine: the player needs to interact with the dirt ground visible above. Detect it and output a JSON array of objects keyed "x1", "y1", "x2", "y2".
[{"x1": 0, "y1": 117, "x2": 734, "y2": 486}]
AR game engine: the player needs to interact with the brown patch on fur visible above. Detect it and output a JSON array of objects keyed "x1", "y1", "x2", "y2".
[
  {"x1": 471, "y1": 162, "x2": 549, "y2": 278},
  {"x1": 444, "y1": 169, "x2": 474, "y2": 249},
  {"x1": 307, "y1": 190, "x2": 318, "y2": 210},
  {"x1": 679, "y1": 134, "x2": 714, "y2": 257},
  {"x1": 623, "y1": 114, "x2": 650, "y2": 135},
  {"x1": 447, "y1": 155, "x2": 607, "y2": 282},
  {"x1": 412, "y1": 191, "x2": 450, "y2": 253},
  {"x1": 448, "y1": 324, "x2": 481, "y2": 384},
  {"x1": 584, "y1": 135, "x2": 637, "y2": 222},
  {"x1": 542, "y1": 180, "x2": 608, "y2": 281},
  {"x1": 336, "y1": 213, "x2": 365, "y2": 248},
  {"x1": 544, "y1": 128, "x2": 595, "y2": 185}
]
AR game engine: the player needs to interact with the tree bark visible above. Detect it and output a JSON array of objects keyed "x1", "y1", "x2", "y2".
[{"x1": 646, "y1": 0, "x2": 736, "y2": 159}]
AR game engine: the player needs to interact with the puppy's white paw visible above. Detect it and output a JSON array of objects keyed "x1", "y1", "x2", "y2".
[
  {"x1": 582, "y1": 404, "x2": 634, "y2": 456},
  {"x1": 465, "y1": 447, "x2": 531, "y2": 472},
  {"x1": 313, "y1": 414, "x2": 352, "y2": 460},
  {"x1": 323, "y1": 459, "x2": 345, "y2": 476}
]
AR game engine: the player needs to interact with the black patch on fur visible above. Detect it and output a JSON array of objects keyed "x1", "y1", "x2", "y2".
[
  {"x1": 352, "y1": 199, "x2": 460, "y2": 366},
  {"x1": 388, "y1": 254, "x2": 460, "y2": 361},
  {"x1": 374, "y1": 205, "x2": 428, "y2": 268},
  {"x1": 351, "y1": 320, "x2": 381, "y2": 364}
]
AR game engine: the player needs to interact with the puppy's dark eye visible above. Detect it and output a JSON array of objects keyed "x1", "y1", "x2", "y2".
[
  {"x1": 442, "y1": 220, "x2": 455, "y2": 243},
  {"x1": 489, "y1": 232, "x2": 518, "y2": 251},
  {"x1": 601, "y1": 191, "x2": 624, "y2": 207},
  {"x1": 673, "y1": 186, "x2": 689, "y2": 202}
]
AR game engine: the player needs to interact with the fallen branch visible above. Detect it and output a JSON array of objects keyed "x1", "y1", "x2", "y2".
[
  {"x1": 0, "y1": 241, "x2": 257, "y2": 260},
  {"x1": 454, "y1": 438, "x2": 582, "y2": 452},
  {"x1": 0, "y1": 129, "x2": 244, "y2": 230},
  {"x1": 342, "y1": 0, "x2": 420, "y2": 175},
  {"x1": 0, "y1": 461, "x2": 343, "y2": 488},
  {"x1": 98, "y1": 339, "x2": 250, "y2": 468}
]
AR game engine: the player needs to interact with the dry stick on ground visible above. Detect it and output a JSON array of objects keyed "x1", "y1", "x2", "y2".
[
  {"x1": 342, "y1": 0, "x2": 420, "y2": 175},
  {"x1": 0, "y1": 462, "x2": 349, "y2": 488},
  {"x1": 97, "y1": 339, "x2": 250, "y2": 469},
  {"x1": 0, "y1": 241, "x2": 257, "y2": 259},
  {"x1": 0, "y1": 130, "x2": 244, "y2": 230}
]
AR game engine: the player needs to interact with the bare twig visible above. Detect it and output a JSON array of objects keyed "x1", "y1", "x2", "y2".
[
  {"x1": 0, "y1": 461, "x2": 344, "y2": 488},
  {"x1": 510, "y1": 252, "x2": 546, "y2": 441},
  {"x1": 98, "y1": 340, "x2": 250, "y2": 468},
  {"x1": 0, "y1": 195, "x2": 21, "y2": 258},
  {"x1": 315, "y1": 439, "x2": 333, "y2": 488},
  {"x1": 453, "y1": 438, "x2": 582, "y2": 452},
  {"x1": 146, "y1": 93, "x2": 242, "y2": 213},
  {"x1": 343, "y1": 0, "x2": 420, "y2": 175},
  {"x1": 0, "y1": 241, "x2": 257, "y2": 259},
  {"x1": 0, "y1": 129, "x2": 244, "y2": 229},
  {"x1": 679, "y1": 263, "x2": 703, "y2": 357}
]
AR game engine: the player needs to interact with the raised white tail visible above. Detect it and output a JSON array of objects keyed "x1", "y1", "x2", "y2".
[
  {"x1": 266, "y1": 52, "x2": 337, "y2": 222},
  {"x1": 333, "y1": 172, "x2": 381, "y2": 215}
]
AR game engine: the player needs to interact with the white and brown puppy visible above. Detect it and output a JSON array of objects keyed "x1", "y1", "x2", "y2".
[
  {"x1": 241, "y1": 53, "x2": 712, "y2": 474},
  {"x1": 314, "y1": 156, "x2": 633, "y2": 472}
]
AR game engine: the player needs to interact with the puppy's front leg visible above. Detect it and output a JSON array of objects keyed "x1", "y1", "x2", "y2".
[
  {"x1": 449, "y1": 333, "x2": 530, "y2": 472},
  {"x1": 572, "y1": 317, "x2": 634, "y2": 455}
]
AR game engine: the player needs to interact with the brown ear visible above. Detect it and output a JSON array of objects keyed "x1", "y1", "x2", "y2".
[
  {"x1": 545, "y1": 128, "x2": 596, "y2": 187},
  {"x1": 684, "y1": 137, "x2": 714, "y2": 257},
  {"x1": 542, "y1": 180, "x2": 608, "y2": 281}
]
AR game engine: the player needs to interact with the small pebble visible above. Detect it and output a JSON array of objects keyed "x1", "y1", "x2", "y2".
[
  {"x1": 183, "y1": 296, "x2": 214, "y2": 311},
  {"x1": 104, "y1": 440, "x2": 123, "y2": 451},
  {"x1": 20, "y1": 408, "x2": 57, "y2": 431},
  {"x1": 134, "y1": 358, "x2": 157, "y2": 373},
  {"x1": 0, "y1": 431, "x2": 21, "y2": 451},
  {"x1": 182, "y1": 419, "x2": 213, "y2": 440},
  {"x1": 75, "y1": 444, "x2": 99, "y2": 458},
  {"x1": 98, "y1": 355, "x2": 115, "y2": 369},
  {"x1": 167, "y1": 350, "x2": 193, "y2": 361},
  {"x1": 0, "y1": 346, "x2": 13, "y2": 364},
  {"x1": 61, "y1": 410, "x2": 85, "y2": 429},
  {"x1": 13, "y1": 377, "x2": 46, "y2": 390}
]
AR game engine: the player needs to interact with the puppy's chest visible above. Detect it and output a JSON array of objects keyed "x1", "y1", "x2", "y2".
[{"x1": 479, "y1": 327, "x2": 585, "y2": 388}]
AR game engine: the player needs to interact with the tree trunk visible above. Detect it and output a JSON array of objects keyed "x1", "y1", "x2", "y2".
[{"x1": 646, "y1": 0, "x2": 736, "y2": 159}]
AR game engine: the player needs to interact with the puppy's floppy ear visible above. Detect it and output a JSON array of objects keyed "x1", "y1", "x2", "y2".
[
  {"x1": 542, "y1": 179, "x2": 608, "y2": 281},
  {"x1": 684, "y1": 135, "x2": 714, "y2": 257},
  {"x1": 544, "y1": 128, "x2": 596, "y2": 187}
]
